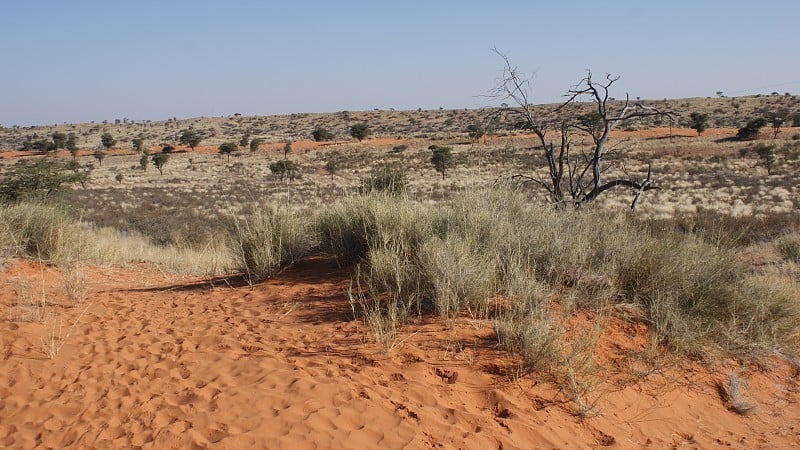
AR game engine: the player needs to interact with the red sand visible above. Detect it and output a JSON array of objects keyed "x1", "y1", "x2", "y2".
[{"x1": 1, "y1": 258, "x2": 799, "y2": 449}]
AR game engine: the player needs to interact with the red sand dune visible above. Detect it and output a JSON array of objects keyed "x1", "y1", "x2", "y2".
[{"x1": 1, "y1": 258, "x2": 799, "y2": 449}]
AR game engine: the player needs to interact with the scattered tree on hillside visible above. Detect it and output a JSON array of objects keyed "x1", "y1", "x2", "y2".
[
  {"x1": 430, "y1": 145, "x2": 453, "y2": 179},
  {"x1": 466, "y1": 123, "x2": 486, "y2": 142},
  {"x1": 754, "y1": 143, "x2": 776, "y2": 175},
  {"x1": 239, "y1": 134, "x2": 250, "y2": 148},
  {"x1": 100, "y1": 132, "x2": 116, "y2": 149},
  {"x1": 250, "y1": 138, "x2": 264, "y2": 152},
  {"x1": 179, "y1": 129, "x2": 202, "y2": 151},
  {"x1": 66, "y1": 134, "x2": 78, "y2": 158},
  {"x1": 282, "y1": 142, "x2": 292, "y2": 159},
  {"x1": 132, "y1": 137, "x2": 144, "y2": 153},
  {"x1": 737, "y1": 117, "x2": 767, "y2": 140},
  {"x1": 0, "y1": 158, "x2": 89, "y2": 203},
  {"x1": 350, "y1": 123, "x2": 371, "y2": 141},
  {"x1": 325, "y1": 160, "x2": 337, "y2": 178},
  {"x1": 219, "y1": 142, "x2": 237, "y2": 161},
  {"x1": 51, "y1": 132, "x2": 68, "y2": 149},
  {"x1": 93, "y1": 150, "x2": 106, "y2": 167},
  {"x1": 768, "y1": 111, "x2": 787, "y2": 139},
  {"x1": 491, "y1": 50, "x2": 674, "y2": 209},
  {"x1": 312, "y1": 127, "x2": 334, "y2": 142},
  {"x1": 152, "y1": 153, "x2": 170, "y2": 175},
  {"x1": 689, "y1": 112, "x2": 709, "y2": 136},
  {"x1": 139, "y1": 151, "x2": 150, "y2": 171},
  {"x1": 269, "y1": 159, "x2": 299, "y2": 182}
]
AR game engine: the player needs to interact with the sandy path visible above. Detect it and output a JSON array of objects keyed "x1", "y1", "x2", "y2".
[{"x1": 1, "y1": 259, "x2": 799, "y2": 449}]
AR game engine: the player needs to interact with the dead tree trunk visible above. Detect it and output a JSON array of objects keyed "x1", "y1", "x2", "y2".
[{"x1": 490, "y1": 50, "x2": 675, "y2": 210}]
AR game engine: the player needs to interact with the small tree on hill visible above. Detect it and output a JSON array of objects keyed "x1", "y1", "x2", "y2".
[
  {"x1": 0, "y1": 158, "x2": 89, "y2": 203},
  {"x1": 737, "y1": 117, "x2": 767, "y2": 140},
  {"x1": 132, "y1": 137, "x2": 144, "y2": 153},
  {"x1": 219, "y1": 142, "x2": 237, "y2": 161},
  {"x1": 66, "y1": 134, "x2": 78, "y2": 158},
  {"x1": 282, "y1": 142, "x2": 292, "y2": 159},
  {"x1": 754, "y1": 143, "x2": 776, "y2": 174},
  {"x1": 239, "y1": 134, "x2": 250, "y2": 148},
  {"x1": 152, "y1": 153, "x2": 170, "y2": 175},
  {"x1": 466, "y1": 123, "x2": 486, "y2": 142},
  {"x1": 689, "y1": 112, "x2": 709, "y2": 136},
  {"x1": 269, "y1": 159, "x2": 298, "y2": 182},
  {"x1": 768, "y1": 111, "x2": 787, "y2": 139},
  {"x1": 250, "y1": 138, "x2": 264, "y2": 152},
  {"x1": 179, "y1": 129, "x2": 202, "y2": 151},
  {"x1": 93, "y1": 150, "x2": 106, "y2": 167},
  {"x1": 430, "y1": 145, "x2": 453, "y2": 179},
  {"x1": 350, "y1": 123, "x2": 371, "y2": 141},
  {"x1": 51, "y1": 132, "x2": 68, "y2": 149},
  {"x1": 312, "y1": 127, "x2": 334, "y2": 142},
  {"x1": 139, "y1": 151, "x2": 150, "y2": 171},
  {"x1": 100, "y1": 132, "x2": 116, "y2": 149},
  {"x1": 325, "y1": 160, "x2": 337, "y2": 178}
]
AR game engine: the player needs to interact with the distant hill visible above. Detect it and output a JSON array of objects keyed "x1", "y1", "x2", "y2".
[{"x1": 1, "y1": 94, "x2": 798, "y2": 151}]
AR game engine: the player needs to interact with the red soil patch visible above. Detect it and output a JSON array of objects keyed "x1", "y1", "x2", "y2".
[{"x1": 1, "y1": 259, "x2": 799, "y2": 448}]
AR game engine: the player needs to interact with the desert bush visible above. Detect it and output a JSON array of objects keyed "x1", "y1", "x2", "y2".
[
  {"x1": 100, "y1": 132, "x2": 116, "y2": 149},
  {"x1": 323, "y1": 187, "x2": 800, "y2": 360},
  {"x1": 0, "y1": 158, "x2": 88, "y2": 203},
  {"x1": 689, "y1": 112, "x2": 709, "y2": 135},
  {"x1": 350, "y1": 123, "x2": 371, "y2": 141},
  {"x1": 359, "y1": 168, "x2": 408, "y2": 195},
  {"x1": 736, "y1": 117, "x2": 767, "y2": 140},
  {"x1": 229, "y1": 204, "x2": 315, "y2": 282},
  {"x1": 178, "y1": 129, "x2": 201, "y2": 150},
  {"x1": 312, "y1": 126, "x2": 334, "y2": 142},
  {"x1": 776, "y1": 234, "x2": 800, "y2": 263}
]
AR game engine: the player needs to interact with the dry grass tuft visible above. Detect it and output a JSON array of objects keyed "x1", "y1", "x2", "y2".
[{"x1": 230, "y1": 205, "x2": 316, "y2": 282}]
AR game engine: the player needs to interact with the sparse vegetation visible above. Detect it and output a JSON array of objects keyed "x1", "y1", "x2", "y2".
[
  {"x1": 312, "y1": 126, "x2": 334, "y2": 142},
  {"x1": 737, "y1": 117, "x2": 767, "y2": 140},
  {"x1": 689, "y1": 112, "x2": 709, "y2": 135},
  {"x1": 430, "y1": 145, "x2": 453, "y2": 179},
  {"x1": 0, "y1": 158, "x2": 88, "y2": 203},
  {"x1": 229, "y1": 204, "x2": 315, "y2": 282},
  {"x1": 350, "y1": 123, "x2": 371, "y2": 141},
  {"x1": 100, "y1": 132, "x2": 116, "y2": 149},
  {"x1": 359, "y1": 168, "x2": 408, "y2": 195},
  {"x1": 152, "y1": 152, "x2": 170, "y2": 175},
  {"x1": 178, "y1": 129, "x2": 202, "y2": 151},
  {"x1": 218, "y1": 142, "x2": 237, "y2": 161}
]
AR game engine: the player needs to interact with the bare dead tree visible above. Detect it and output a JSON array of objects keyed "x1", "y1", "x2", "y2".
[{"x1": 489, "y1": 50, "x2": 675, "y2": 210}]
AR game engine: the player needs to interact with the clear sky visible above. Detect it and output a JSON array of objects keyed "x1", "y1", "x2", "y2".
[{"x1": 1, "y1": 0, "x2": 798, "y2": 126}]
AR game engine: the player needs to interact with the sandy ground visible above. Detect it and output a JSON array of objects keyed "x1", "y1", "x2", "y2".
[{"x1": 1, "y1": 258, "x2": 799, "y2": 449}]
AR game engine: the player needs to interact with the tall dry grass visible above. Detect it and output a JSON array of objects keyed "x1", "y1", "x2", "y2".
[
  {"x1": 317, "y1": 187, "x2": 800, "y2": 362},
  {"x1": 229, "y1": 204, "x2": 316, "y2": 282}
]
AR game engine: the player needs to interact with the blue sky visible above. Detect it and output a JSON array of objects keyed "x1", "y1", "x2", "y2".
[{"x1": 1, "y1": 1, "x2": 798, "y2": 126}]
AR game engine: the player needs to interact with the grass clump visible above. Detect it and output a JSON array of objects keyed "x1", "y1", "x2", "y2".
[
  {"x1": 776, "y1": 233, "x2": 800, "y2": 263},
  {"x1": 320, "y1": 186, "x2": 800, "y2": 363},
  {"x1": 230, "y1": 204, "x2": 315, "y2": 282},
  {"x1": 0, "y1": 202, "x2": 86, "y2": 265}
]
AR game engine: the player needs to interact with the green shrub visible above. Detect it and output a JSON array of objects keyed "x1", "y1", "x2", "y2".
[{"x1": 0, "y1": 158, "x2": 88, "y2": 203}]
